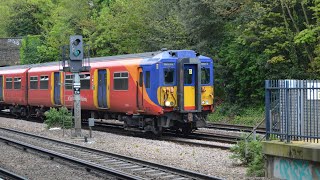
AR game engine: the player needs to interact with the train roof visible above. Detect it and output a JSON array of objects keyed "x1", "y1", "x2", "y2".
[
  {"x1": 0, "y1": 68, "x2": 29, "y2": 75},
  {"x1": 0, "y1": 51, "x2": 158, "y2": 71},
  {"x1": 0, "y1": 50, "x2": 212, "y2": 72}
]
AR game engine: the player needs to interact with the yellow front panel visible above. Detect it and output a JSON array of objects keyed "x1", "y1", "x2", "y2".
[
  {"x1": 184, "y1": 86, "x2": 195, "y2": 108},
  {"x1": 201, "y1": 86, "x2": 214, "y2": 105},
  {"x1": 157, "y1": 86, "x2": 178, "y2": 107},
  {"x1": 93, "y1": 69, "x2": 99, "y2": 108},
  {"x1": 50, "y1": 72, "x2": 55, "y2": 105},
  {"x1": 106, "y1": 69, "x2": 110, "y2": 108},
  {"x1": 60, "y1": 72, "x2": 64, "y2": 105}
]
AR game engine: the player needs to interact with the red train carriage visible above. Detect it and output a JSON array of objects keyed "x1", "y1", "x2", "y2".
[
  {"x1": 28, "y1": 65, "x2": 60, "y2": 107},
  {"x1": 0, "y1": 67, "x2": 29, "y2": 116}
]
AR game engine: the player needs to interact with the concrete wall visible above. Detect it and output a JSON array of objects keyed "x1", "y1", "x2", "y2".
[
  {"x1": 0, "y1": 38, "x2": 22, "y2": 66},
  {"x1": 267, "y1": 156, "x2": 320, "y2": 180},
  {"x1": 263, "y1": 140, "x2": 320, "y2": 180}
]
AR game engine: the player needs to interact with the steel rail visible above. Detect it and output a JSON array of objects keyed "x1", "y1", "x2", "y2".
[
  {"x1": 0, "y1": 127, "x2": 222, "y2": 180},
  {"x1": 85, "y1": 121, "x2": 239, "y2": 144},
  {"x1": 0, "y1": 167, "x2": 28, "y2": 180},
  {"x1": 206, "y1": 123, "x2": 266, "y2": 133},
  {"x1": 160, "y1": 137, "x2": 231, "y2": 150},
  {"x1": 0, "y1": 135, "x2": 144, "y2": 179}
]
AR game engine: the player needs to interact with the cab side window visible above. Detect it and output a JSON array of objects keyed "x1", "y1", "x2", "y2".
[
  {"x1": 201, "y1": 68, "x2": 210, "y2": 84},
  {"x1": 145, "y1": 71, "x2": 150, "y2": 88},
  {"x1": 164, "y1": 69, "x2": 174, "y2": 85}
]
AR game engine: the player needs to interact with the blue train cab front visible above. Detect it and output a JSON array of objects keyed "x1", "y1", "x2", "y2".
[{"x1": 141, "y1": 50, "x2": 214, "y2": 133}]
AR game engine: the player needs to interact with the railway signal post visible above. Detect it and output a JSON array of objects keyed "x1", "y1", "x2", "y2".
[
  {"x1": 70, "y1": 35, "x2": 83, "y2": 137},
  {"x1": 61, "y1": 35, "x2": 90, "y2": 137}
]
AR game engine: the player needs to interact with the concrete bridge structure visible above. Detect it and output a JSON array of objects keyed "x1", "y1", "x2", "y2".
[{"x1": 264, "y1": 80, "x2": 320, "y2": 179}]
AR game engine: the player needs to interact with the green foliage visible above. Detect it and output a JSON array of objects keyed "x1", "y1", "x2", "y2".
[
  {"x1": 0, "y1": 0, "x2": 11, "y2": 37},
  {"x1": 294, "y1": 27, "x2": 319, "y2": 44},
  {"x1": 20, "y1": 35, "x2": 42, "y2": 64},
  {"x1": 44, "y1": 107, "x2": 73, "y2": 129},
  {"x1": 247, "y1": 145, "x2": 265, "y2": 177},
  {"x1": 5, "y1": 0, "x2": 53, "y2": 37},
  {"x1": 0, "y1": 0, "x2": 319, "y2": 111},
  {"x1": 230, "y1": 137, "x2": 265, "y2": 177},
  {"x1": 208, "y1": 104, "x2": 264, "y2": 126}
]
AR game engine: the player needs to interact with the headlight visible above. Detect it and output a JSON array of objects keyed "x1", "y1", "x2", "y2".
[
  {"x1": 205, "y1": 101, "x2": 209, "y2": 105},
  {"x1": 202, "y1": 100, "x2": 205, "y2": 104},
  {"x1": 165, "y1": 101, "x2": 171, "y2": 107}
]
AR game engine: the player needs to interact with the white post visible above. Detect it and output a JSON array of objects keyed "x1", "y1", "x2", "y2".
[{"x1": 73, "y1": 72, "x2": 81, "y2": 137}]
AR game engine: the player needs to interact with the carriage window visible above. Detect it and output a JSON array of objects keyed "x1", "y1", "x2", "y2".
[
  {"x1": 184, "y1": 69, "x2": 193, "y2": 84},
  {"x1": 65, "y1": 75, "x2": 73, "y2": 90},
  {"x1": 114, "y1": 72, "x2": 128, "y2": 90},
  {"x1": 6, "y1": 78, "x2": 12, "y2": 89},
  {"x1": 14, "y1": 77, "x2": 21, "y2": 89},
  {"x1": 164, "y1": 69, "x2": 174, "y2": 84},
  {"x1": 201, "y1": 68, "x2": 210, "y2": 84},
  {"x1": 30, "y1": 76, "x2": 38, "y2": 89},
  {"x1": 40, "y1": 76, "x2": 49, "y2": 89},
  {"x1": 145, "y1": 71, "x2": 150, "y2": 88},
  {"x1": 80, "y1": 74, "x2": 90, "y2": 90}
]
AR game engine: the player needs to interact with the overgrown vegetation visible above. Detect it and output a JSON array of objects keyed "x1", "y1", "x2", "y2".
[
  {"x1": 0, "y1": 0, "x2": 319, "y2": 115},
  {"x1": 208, "y1": 104, "x2": 264, "y2": 126},
  {"x1": 44, "y1": 107, "x2": 73, "y2": 129},
  {"x1": 230, "y1": 136, "x2": 265, "y2": 177},
  {"x1": 20, "y1": 35, "x2": 42, "y2": 65}
]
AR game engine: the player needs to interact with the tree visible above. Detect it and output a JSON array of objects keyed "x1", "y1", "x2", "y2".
[
  {"x1": 37, "y1": 0, "x2": 94, "y2": 61},
  {"x1": 20, "y1": 35, "x2": 42, "y2": 64},
  {"x1": 5, "y1": 0, "x2": 53, "y2": 37}
]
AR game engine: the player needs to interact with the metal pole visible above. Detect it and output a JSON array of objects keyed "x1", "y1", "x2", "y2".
[
  {"x1": 265, "y1": 80, "x2": 271, "y2": 140},
  {"x1": 73, "y1": 72, "x2": 81, "y2": 137}
]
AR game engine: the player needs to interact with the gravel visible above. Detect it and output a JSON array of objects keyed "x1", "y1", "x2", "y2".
[
  {"x1": 0, "y1": 141, "x2": 107, "y2": 180},
  {"x1": 0, "y1": 117, "x2": 247, "y2": 179}
]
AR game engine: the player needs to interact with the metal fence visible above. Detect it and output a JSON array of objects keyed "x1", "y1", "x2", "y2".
[{"x1": 265, "y1": 80, "x2": 320, "y2": 143}]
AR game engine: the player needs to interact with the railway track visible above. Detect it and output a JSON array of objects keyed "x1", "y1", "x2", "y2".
[
  {"x1": 206, "y1": 122, "x2": 266, "y2": 134},
  {"x1": 0, "y1": 167, "x2": 27, "y2": 180},
  {"x1": 83, "y1": 120, "x2": 237, "y2": 149},
  {"x1": 0, "y1": 112, "x2": 237, "y2": 150},
  {"x1": 0, "y1": 127, "x2": 222, "y2": 180}
]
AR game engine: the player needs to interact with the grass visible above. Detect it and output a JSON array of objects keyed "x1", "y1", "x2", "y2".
[{"x1": 208, "y1": 104, "x2": 265, "y2": 126}]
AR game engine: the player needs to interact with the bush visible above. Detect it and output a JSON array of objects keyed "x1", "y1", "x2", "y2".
[
  {"x1": 208, "y1": 104, "x2": 264, "y2": 126},
  {"x1": 44, "y1": 107, "x2": 73, "y2": 129},
  {"x1": 230, "y1": 136, "x2": 265, "y2": 177},
  {"x1": 247, "y1": 151, "x2": 265, "y2": 177}
]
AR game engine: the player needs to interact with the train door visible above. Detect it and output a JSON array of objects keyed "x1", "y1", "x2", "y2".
[
  {"x1": 137, "y1": 67, "x2": 144, "y2": 110},
  {"x1": 54, "y1": 72, "x2": 61, "y2": 105},
  {"x1": 98, "y1": 69, "x2": 107, "y2": 108},
  {"x1": 183, "y1": 64, "x2": 196, "y2": 110},
  {"x1": 0, "y1": 75, "x2": 3, "y2": 101}
]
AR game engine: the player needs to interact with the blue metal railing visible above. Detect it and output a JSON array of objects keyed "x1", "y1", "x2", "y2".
[{"x1": 265, "y1": 80, "x2": 320, "y2": 143}]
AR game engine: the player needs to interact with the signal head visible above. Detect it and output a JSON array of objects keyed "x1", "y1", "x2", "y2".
[{"x1": 69, "y1": 35, "x2": 83, "y2": 60}]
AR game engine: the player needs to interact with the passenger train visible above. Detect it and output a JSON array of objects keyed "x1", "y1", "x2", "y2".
[{"x1": 0, "y1": 50, "x2": 214, "y2": 135}]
